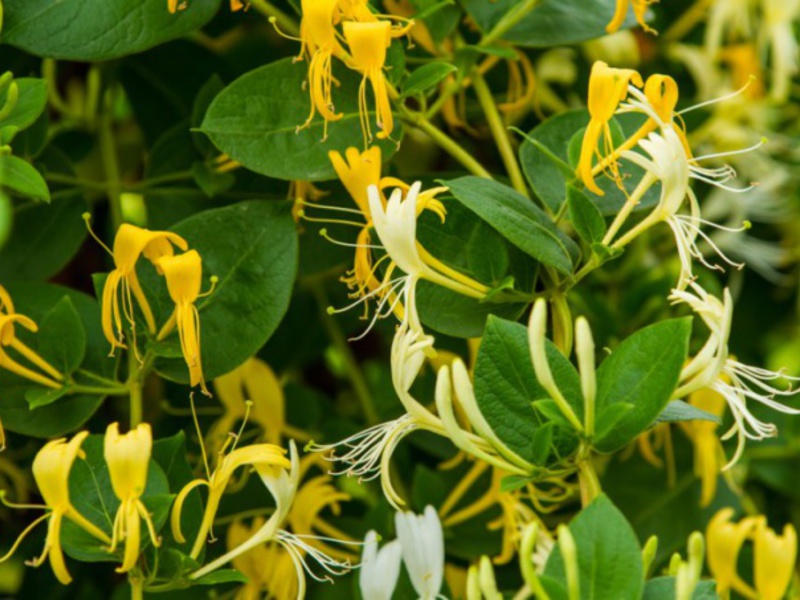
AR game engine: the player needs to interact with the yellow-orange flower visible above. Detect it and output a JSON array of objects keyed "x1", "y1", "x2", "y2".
[
  {"x1": 92, "y1": 222, "x2": 187, "y2": 353},
  {"x1": 157, "y1": 250, "x2": 210, "y2": 395},
  {"x1": 0, "y1": 432, "x2": 111, "y2": 585},
  {"x1": 105, "y1": 422, "x2": 160, "y2": 573},
  {"x1": 299, "y1": 0, "x2": 344, "y2": 139},
  {"x1": 754, "y1": 519, "x2": 797, "y2": 600},
  {"x1": 343, "y1": 21, "x2": 395, "y2": 145},
  {"x1": 680, "y1": 384, "x2": 727, "y2": 507},
  {"x1": 576, "y1": 61, "x2": 643, "y2": 195},
  {"x1": 706, "y1": 508, "x2": 759, "y2": 599}
]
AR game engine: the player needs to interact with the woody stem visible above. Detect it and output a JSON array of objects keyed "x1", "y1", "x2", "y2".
[{"x1": 472, "y1": 71, "x2": 530, "y2": 198}]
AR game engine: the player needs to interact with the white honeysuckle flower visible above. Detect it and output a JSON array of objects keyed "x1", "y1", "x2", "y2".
[
  {"x1": 368, "y1": 182, "x2": 427, "y2": 278},
  {"x1": 704, "y1": 0, "x2": 755, "y2": 58},
  {"x1": 312, "y1": 322, "x2": 446, "y2": 507},
  {"x1": 395, "y1": 505, "x2": 445, "y2": 600},
  {"x1": 574, "y1": 316, "x2": 596, "y2": 432},
  {"x1": 616, "y1": 127, "x2": 754, "y2": 290},
  {"x1": 670, "y1": 283, "x2": 800, "y2": 468},
  {"x1": 359, "y1": 531, "x2": 402, "y2": 600}
]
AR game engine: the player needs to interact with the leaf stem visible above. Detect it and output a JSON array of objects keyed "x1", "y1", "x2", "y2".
[
  {"x1": 308, "y1": 280, "x2": 379, "y2": 425},
  {"x1": 472, "y1": 71, "x2": 529, "y2": 197}
]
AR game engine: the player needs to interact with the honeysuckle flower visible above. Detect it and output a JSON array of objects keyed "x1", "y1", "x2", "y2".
[
  {"x1": 753, "y1": 518, "x2": 797, "y2": 600},
  {"x1": 172, "y1": 442, "x2": 291, "y2": 559},
  {"x1": 157, "y1": 250, "x2": 215, "y2": 395},
  {"x1": 104, "y1": 422, "x2": 160, "y2": 573},
  {"x1": 337, "y1": 0, "x2": 376, "y2": 22},
  {"x1": 311, "y1": 321, "x2": 445, "y2": 506},
  {"x1": 0, "y1": 285, "x2": 63, "y2": 394},
  {"x1": 168, "y1": 0, "x2": 244, "y2": 13},
  {"x1": 395, "y1": 505, "x2": 444, "y2": 600},
  {"x1": 289, "y1": 180, "x2": 328, "y2": 223},
  {"x1": 706, "y1": 508, "x2": 761, "y2": 599},
  {"x1": 85, "y1": 220, "x2": 188, "y2": 354},
  {"x1": 343, "y1": 21, "x2": 394, "y2": 145},
  {"x1": 606, "y1": 0, "x2": 656, "y2": 34},
  {"x1": 360, "y1": 530, "x2": 402, "y2": 600},
  {"x1": 576, "y1": 61, "x2": 643, "y2": 195},
  {"x1": 671, "y1": 283, "x2": 800, "y2": 467},
  {"x1": 226, "y1": 518, "x2": 274, "y2": 599},
  {"x1": 0, "y1": 432, "x2": 111, "y2": 585},
  {"x1": 704, "y1": 0, "x2": 755, "y2": 59},
  {"x1": 297, "y1": 0, "x2": 344, "y2": 139},
  {"x1": 320, "y1": 149, "x2": 449, "y2": 312}
]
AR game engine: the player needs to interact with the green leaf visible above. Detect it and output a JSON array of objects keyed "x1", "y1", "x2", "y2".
[
  {"x1": 194, "y1": 569, "x2": 249, "y2": 586},
  {"x1": 461, "y1": 0, "x2": 639, "y2": 47},
  {"x1": 201, "y1": 57, "x2": 401, "y2": 182},
  {"x1": 594, "y1": 403, "x2": 633, "y2": 441},
  {"x1": 150, "y1": 200, "x2": 298, "y2": 383},
  {"x1": 37, "y1": 296, "x2": 86, "y2": 375},
  {"x1": 0, "y1": 0, "x2": 221, "y2": 61},
  {"x1": 402, "y1": 62, "x2": 457, "y2": 97},
  {"x1": 593, "y1": 318, "x2": 692, "y2": 453},
  {"x1": 474, "y1": 317, "x2": 546, "y2": 463},
  {"x1": 0, "y1": 78, "x2": 47, "y2": 133},
  {"x1": 543, "y1": 495, "x2": 644, "y2": 600},
  {"x1": 24, "y1": 387, "x2": 69, "y2": 409},
  {"x1": 0, "y1": 192, "x2": 11, "y2": 248},
  {"x1": 653, "y1": 400, "x2": 722, "y2": 426},
  {"x1": 567, "y1": 185, "x2": 606, "y2": 244},
  {"x1": 446, "y1": 177, "x2": 578, "y2": 275},
  {"x1": 642, "y1": 577, "x2": 718, "y2": 599},
  {"x1": 61, "y1": 435, "x2": 171, "y2": 563},
  {"x1": 0, "y1": 155, "x2": 49, "y2": 202},
  {"x1": 0, "y1": 283, "x2": 116, "y2": 437}
]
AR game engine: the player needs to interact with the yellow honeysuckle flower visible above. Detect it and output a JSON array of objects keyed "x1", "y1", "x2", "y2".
[
  {"x1": 706, "y1": 508, "x2": 759, "y2": 599},
  {"x1": 168, "y1": 0, "x2": 247, "y2": 14},
  {"x1": 343, "y1": 21, "x2": 395, "y2": 145},
  {"x1": 329, "y1": 145, "x2": 383, "y2": 216},
  {"x1": 498, "y1": 51, "x2": 537, "y2": 124},
  {"x1": 298, "y1": 0, "x2": 344, "y2": 139},
  {"x1": 606, "y1": 0, "x2": 656, "y2": 35},
  {"x1": 754, "y1": 519, "x2": 797, "y2": 600},
  {"x1": 681, "y1": 384, "x2": 727, "y2": 507},
  {"x1": 156, "y1": 250, "x2": 214, "y2": 396},
  {"x1": 0, "y1": 432, "x2": 111, "y2": 585},
  {"x1": 171, "y1": 443, "x2": 291, "y2": 559},
  {"x1": 720, "y1": 44, "x2": 765, "y2": 99},
  {"x1": 383, "y1": 0, "x2": 443, "y2": 54},
  {"x1": 85, "y1": 219, "x2": 188, "y2": 354},
  {"x1": 289, "y1": 180, "x2": 328, "y2": 223},
  {"x1": 576, "y1": 61, "x2": 643, "y2": 195},
  {"x1": 0, "y1": 285, "x2": 64, "y2": 400},
  {"x1": 105, "y1": 422, "x2": 160, "y2": 573}
]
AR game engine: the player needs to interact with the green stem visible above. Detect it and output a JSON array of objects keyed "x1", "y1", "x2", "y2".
[
  {"x1": 99, "y1": 87, "x2": 123, "y2": 229},
  {"x1": 309, "y1": 280, "x2": 379, "y2": 425},
  {"x1": 577, "y1": 450, "x2": 602, "y2": 507},
  {"x1": 45, "y1": 173, "x2": 109, "y2": 192},
  {"x1": 479, "y1": 0, "x2": 540, "y2": 47},
  {"x1": 130, "y1": 573, "x2": 144, "y2": 600},
  {"x1": 472, "y1": 71, "x2": 529, "y2": 197},
  {"x1": 401, "y1": 111, "x2": 492, "y2": 179},
  {"x1": 71, "y1": 384, "x2": 129, "y2": 396},
  {"x1": 126, "y1": 170, "x2": 195, "y2": 192},
  {"x1": 250, "y1": 0, "x2": 300, "y2": 37},
  {"x1": 126, "y1": 353, "x2": 153, "y2": 428}
]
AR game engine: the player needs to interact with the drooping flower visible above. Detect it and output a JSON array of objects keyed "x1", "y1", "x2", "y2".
[
  {"x1": 395, "y1": 505, "x2": 445, "y2": 600},
  {"x1": 156, "y1": 250, "x2": 214, "y2": 395},
  {"x1": 576, "y1": 61, "x2": 643, "y2": 195},
  {"x1": 343, "y1": 21, "x2": 394, "y2": 145},
  {"x1": 760, "y1": 0, "x2": 800, "y2": 101},
  {"x1": 172, "y1": 442, "x2": 291, "y2": 560},
  {"x1": 0, "y1": 285, "x2": 63, "y2": 394},
  {"x1": 360, "y1": 530, "x2": 402, "y2": 600},
  {"x1": 0, "y1": 432, "x2": 111, "y2": 585},
  {"x1": 85, "y1": 219, "x2": 188, "y2": 354},
  {"x1": 298, "y1": 0, "x2": 344, "y2": 139},
  {"x1": 104, "y1": 423, "x2": 160, "y2": 573},
  {"x1": 753, "y1": 518, "x2": 797, "y2": 600},
  {"x1": 706, "y1": 509, "x2": 771, "y2": 599},
  {"x1": 606, "y1": 0, "x2": 656, "y2": 34}
]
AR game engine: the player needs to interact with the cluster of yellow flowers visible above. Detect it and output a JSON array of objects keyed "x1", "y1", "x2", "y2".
[
  {"x1": 0, "y1": 424, "x2": 153, "y2": 584},
  {"x1": 85, "y1": 219, "x2": 216, "y2": 394}
]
